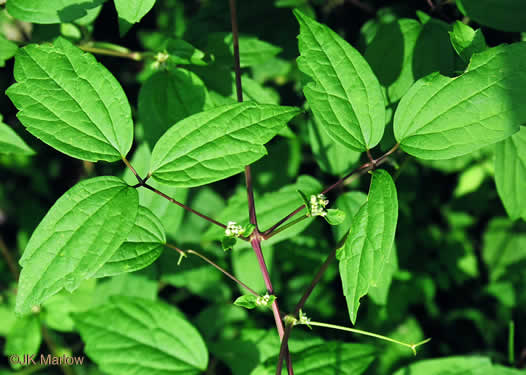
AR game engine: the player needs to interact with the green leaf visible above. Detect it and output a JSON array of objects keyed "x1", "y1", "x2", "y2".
[
  {"x1": 122, "y1": 143, "x2": 188, "y2": 240},
  {"x1": 6, "y1": 0, "x2": 106, "y2": 24},
  {"x1": 449, "y1": 21, "x2": 487, "y2": 62},
  {"x1": 394, "y1": 43, "x2": 526, "y2": 160},
  {"x1": 454, "y1": 160, "x2": 492, "y2": 198},
  {"x1": 365, "y1": 19, "x2": 423, "y2": 103},
  {"x1": 94, "y1": 206, "x2": 165, "y2": 278},
  {"x1": 0, "y1": 115, "x2": 34, "y2": 156},
  {"x1": 73, "y1": 296, "x2": 208, "y2": 374},
  {"x1": 138, "y1": 69, "x2": 208, "y2": 147},
  {"x1": 7, "y1": 37, "x2": 133, "y2": 162},
  {"x1": 296, "y1": 189, "x2": 311, "y2": 214},
  {"x1": 232, "y1": 247, "x2": 275, "y2": 294},
  {"x1": 42, "y1": 279, "x2": 96, "y2": 332},
  {"x1": 0, "y1": 305, "x2": 16, "y2": 336},
  {"x1": 393, "y1": 356, "x2": 492, "y2": 375},
  {"x1": 206, "y1": 32, "x2": 282, "y2": 68},
  {"x1": 274, "y1": 0, "x2": 315, "y2": 18},
  {"x1": 412, "y1": 14, "x2": 456, "y2": 79},
  {"x1": 234, "y1": 294, "x2": 276, "y2": 310},
  {"x1": 492, "y1": 365, "x2": 526, "y2": 374},
  {"x1": 95, "y1": 269, "x2": 158, "y2": 304},
  {"x1": 457, "y1": 0, "x2": 526, "y2": 32},
  {"x1": 221, "y1": 236, "x2": 237, "y2": 251},
  {"x1": 243, "y1": 223, "x2": 256, "y2": 237},
  {"x1": 332, "y1": 191, "x2": 368, "y2": 243},
  {"x1": 157, "y1": 38, "x2": 206, "y2": 66},
  {"x1": 262, "y1": 342, "x2": 376, "y2": 375},
  {"x1": 482, "y1": 218, "x2": 526, "y2": 281},
  {"x1": 160, "y1": 248, "x2": 231, "y2": 302},
  {"x1": 495, "y1": 127, "x2": 526, "y2": 221},
  {"x1": 4, "y1": 315, "x2": 42, "y2": 369},
  {"x1": 15, "y1": 176, "x2": 139, "y2": 314},
  {"x1": 114, "y1": 0, "x2": 156, "y2": 36},
  {"x1": 233, "y1": 294, "x2": 258, "y2": 309},
  {"x1": 149, "y1": 102, "x2": 300, "y2": 187},
  {"x1": 237, "y1": 74, "x2": 280, "y2": 105},
  {"x1": 295, "y1": 9, "x2": 385, "y2": 152},
  {"x1": 324, "y1": 209, "x2": 346, "y2": 226},
  {"x1": 368, "y1": 244, "x2": 398, "y2": 305},
  {"x1": 0, "y1": 35, "x2": 18, "y2": 67},
  {"x1": 338, "y1": 170, "x2": 398, "y2": 324},
  {"x1": 308, "y1": 118, "x2": 361, "y2": 176}
]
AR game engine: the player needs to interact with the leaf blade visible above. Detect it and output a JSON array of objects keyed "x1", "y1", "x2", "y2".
[
  {"x1": 6, "y1": 0, "x2": 105, "y2": 24},
  {"x1": 73, "y1": 296, "x2": 208, "y2": 374},
  {"x1": 6, "y1": 37, "x2": 133, "y2": 162},
  {"x1": 94, "y1": 206, "x2": 166, "y2": 278},
  {"x1": 495, "y1": 127, "x2": 526, "y2": 221},
  {"x1": 149, "y1": 102, "x2": 300, "y2": 187},
  {"x1": 138, "y1": 69, "x2": 208, "y2": 147},
  {"x1": 0, "y1": 115, "x2": 34, "y2": 156},
  {"x1": 394, "y1": 43, "x2": 526, "y2": 160},
  {"x1": 295, "y1": 9, "x2": 385, "y2": 151},
  {"x1": 15, "y1": 176, "x2": 139, "y2": 314},
  {"x1": 114, "y1": 0, "x2": 156, "y2": 36},
  {"x1": 338, "y1": 170, "x2": 398, "y2": 324}
]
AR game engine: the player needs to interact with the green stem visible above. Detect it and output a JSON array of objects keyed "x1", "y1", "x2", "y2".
[
  {"x1": 262, "y1": 215, "x2": 308, "y2": 240},
  {"x1": 78, "y1": 44, "x2": 143, "y2": 60},
  {"x1": 305, "y1": 321, "x2": 431, "y2": 355}
]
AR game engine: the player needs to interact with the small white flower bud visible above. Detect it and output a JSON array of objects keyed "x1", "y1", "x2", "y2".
[
  {"x1": 309, "y1": 194, "x2": 329, "y2": 217},
  {"x1": 225, "y1": 221, "x2": 245, "y2": 237}
]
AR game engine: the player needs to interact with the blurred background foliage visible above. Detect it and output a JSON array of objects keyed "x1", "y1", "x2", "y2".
[{"x1": 0, "y1": 0, "x2": 525, "y2": 374}]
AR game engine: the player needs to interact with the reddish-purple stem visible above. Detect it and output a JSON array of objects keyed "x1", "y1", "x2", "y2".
[
  {"x1": 264, "y1": 143, "x2": 400, "y2": 237},
  {"x1": 142, "y1": 183, "x2": 227, "y2": 229}
]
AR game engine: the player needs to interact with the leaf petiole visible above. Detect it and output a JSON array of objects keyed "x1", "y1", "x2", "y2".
[{"x1": 299, "y1": 320, "x2": 431, "y2": 355}]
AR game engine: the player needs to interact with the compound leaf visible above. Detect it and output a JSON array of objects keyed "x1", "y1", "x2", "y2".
[
  {"x1": 0, "y1": 115, "x2": 34, "y2": 156},
  {"x1": 73, "y1": 296, "x2": 208, "y2": 374},
  {"x1": 495, "y1": 127, "x2": 526, "y2": 221},
  {"x1": 149, "y1": 102, "x2": 300, "y2": 187},
  {"x1": 15, "y1": 176, "x2": 138, "y2": 315},
  {"x1": 394, "y1": 43, "x2": 526, "y2": 160},
  {"x1": 295, "y1": 9, "x2": 385, "y2": 152},
  {"x1": 338, "y1": 170, "x2": 398, "y2": 324},
  {"x1": 7, "y1": 37, "x2": 133, "y2": 162},
  {"x1": 94, "y1": 206, "x2": 166, "y2": 278}
]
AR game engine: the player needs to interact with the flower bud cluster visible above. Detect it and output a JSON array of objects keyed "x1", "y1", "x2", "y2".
[
  {"x1": 256, "y1": 293, "x2": 271, "y2": 306},
  {"x1": 310, "y1": 194, "x2": 329, "y2": 217},
  {"x1": 225, "y1": 221, "x2": 245, "y2": 237}
]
